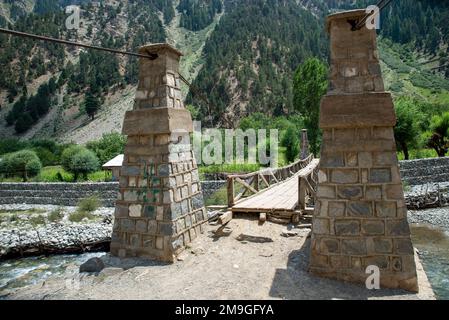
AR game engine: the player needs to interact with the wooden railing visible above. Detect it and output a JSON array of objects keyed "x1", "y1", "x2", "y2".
[
  {"x1": 226, "y1": 155, "x2": 314, "y2": 207},
  {"x1": 298, "y1": 159, "x2": 319, "y2": 211}
]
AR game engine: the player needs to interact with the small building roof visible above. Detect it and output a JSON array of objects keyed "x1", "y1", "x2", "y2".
[{"x1": 103, "y1": 154, "x2": 124, "y2": 169}]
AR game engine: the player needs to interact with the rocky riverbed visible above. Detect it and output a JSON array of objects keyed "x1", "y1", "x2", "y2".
[{"x1": 0, "y1": 204, "x2": 113, "y2": 259}]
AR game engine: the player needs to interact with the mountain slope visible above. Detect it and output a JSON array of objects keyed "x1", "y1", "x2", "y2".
[{"x1": 0, "y1": 0, "x2": 448, "y2": 141}]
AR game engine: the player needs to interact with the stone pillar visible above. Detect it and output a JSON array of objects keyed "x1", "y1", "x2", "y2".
[
  {"x1": 309, "y1": 10, "x2": 418, "y2": 292},
  {"x1": 110, "y1": 43, "x2": 208, "y2": 262},
  {"x1": 300, "y1": 129, "x2": 310, "y2": 160}
]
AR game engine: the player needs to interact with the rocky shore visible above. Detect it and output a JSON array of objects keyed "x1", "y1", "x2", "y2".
[{"x1": 0, "y1": 205, "x2": 113, "y2": 259}]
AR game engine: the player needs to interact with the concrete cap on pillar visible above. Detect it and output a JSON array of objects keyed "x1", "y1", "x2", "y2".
[
  {"x1": 138, "y1": 43, "x2": 184, "y2": 58},
  {"x1": 326, "y1": 9, "x2": 367, "y2": 33}
]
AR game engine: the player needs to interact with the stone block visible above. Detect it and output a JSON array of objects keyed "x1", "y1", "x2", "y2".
[
  {"x1": 313, "y1": 218, "x2": 330, "y2": 234},
  {"x1": 121, "y1": 219, "x2": 135, "y2": 232},
  {"x1": 347, "y1": 201, "x2": 372, "y2": 217},
  {"x1": 372, "y1": 152, "x2": 396, "y2": 166},
  {"x1": 369, "y1": 168, "x2": 391, "y2": 183},
  {"x1": 129, "y1": 204, "x2": 142, "y2": 217},
  {"x1": 317, "y1": 186, "x2": 336, "y2": 199},
  {"x1": 335, "y1": 219, "x2": 360, "y2": 235},
  {"x1": 331, "y1": 169, "x2": 359, "y2": 184},
  {"x1": 320, "y1": 93, "x2": 396, "y2": 129},
  {"x1": 345, "y1": 152, "x2": 358, "y2": 166},
  {"x1": 385, "y1": 185, "x2": 404, "y2": 200},
  {"x1": 310, "y1": 254, "x2": 329, "y2": 268},
  {"x1": 337, "y1": 186, "x2": 363, "y2": 200},
  {"x1": 373, "y1": 238, "x2": 393, "y2": 253},
  {"x1": 329, "y1": 256, "x2": 350, "y2": 269},
  {"x1": 394, "y1": 239, "x2": 414, "y2": 255},
  {"x1": 342, "y1": 239, "x2": 367, "y2": 255},
  {"x1": 375, "y1": 201, "x2": 396, "y2": 218},
  {"x1": 364, "y1": 256, "x2": 388, "y2": 270},
  {"x1": 318, "y1": 170, "x2": 328, "y2": 183},
  {"x1": 361, "y1": 220, "x2": 384, "y2": 235},
  {"x1": 365, "y1": 186, "x2": 382, "y2": 200},
  {"x1": 320, "y1": 238, "x2": 340, "y2": 253},
  {"x1": 320, "y1": 153, "x2": 344, "y2": 167},
  {"x1": 386, "y1": 219, "x2": 411, "y2": 236},
  {"x1": 328, "y1": 201, "x2": 345, "y2": 217},
  {"x1": 136, "y1": 220, "x2": 147, "y2": 233}
]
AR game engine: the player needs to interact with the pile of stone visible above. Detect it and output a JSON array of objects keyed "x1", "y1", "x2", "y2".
[
  {"x1": 404, "y1": 184, "x2": 449, "y2": 210},
  {"x1": 0, "y1": 222, "x2": 112, "y2": 259}
]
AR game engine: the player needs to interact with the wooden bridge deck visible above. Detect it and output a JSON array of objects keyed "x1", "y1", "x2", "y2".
[{"x1": 231, "y1": 159, "x2": 320, "y2": 215}]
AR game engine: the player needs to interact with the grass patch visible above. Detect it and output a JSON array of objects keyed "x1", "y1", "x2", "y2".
[
  {"x1": 29, "y1": 215, "x2": 46, "y2": 226},
  {"x1": 69, "y1": 210, "x2": 96, "y2": 223},
  {"x1": 48, "y1": 208, "x2": 64, "y2": 222},
  {"x1": 77, "y1": 195, "x2": 100, "y2": 213},
  {"x1": 205, "y1": 186, "x2": 228, "y2": 206}
]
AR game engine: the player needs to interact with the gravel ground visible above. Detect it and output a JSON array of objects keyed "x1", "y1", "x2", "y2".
[{"x1": 408, "y1": 208, "x2": 449, "y2": 230}]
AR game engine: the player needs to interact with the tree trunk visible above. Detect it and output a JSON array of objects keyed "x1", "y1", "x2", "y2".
[{"x1": 400, "y1": 141, "x2": 409, "y2": 160}]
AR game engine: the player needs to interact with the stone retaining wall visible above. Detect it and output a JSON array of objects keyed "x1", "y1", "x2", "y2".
[
  {"x1": 0, "y1": 181, "x2": 226, "y2": 208},
  {"x1": 0, "y1": 156, "x2": 447, "y2": 208},
  {"x1": 399, "y1": 157, "x2": 449, "y2": 186}
]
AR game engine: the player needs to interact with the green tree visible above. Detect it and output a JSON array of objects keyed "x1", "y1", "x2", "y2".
[
  {"x1": 84, "y1": 93, "x2": 100, "y2": 120},
  {"x1": 281, "y1": 125, "x2": 299, "y2": 163},
  {"x1": 0, "y1": 150, "x2": 42, "y2": 181},
  {"x1": 61, "y1": 145, "x2": 99, "y2": 181},
  {"x1": 86, "y1": 132, "x2": 126, "y2": 164},
  {"x1": 424, "y1": 112, "x2": 449, "y2": 157},
  {"x1": 394, "y1": 98, "x2": 423, "y2": 160},
  {"x1": 293, "y1": 57, "x2": 328, "y2": 156}
]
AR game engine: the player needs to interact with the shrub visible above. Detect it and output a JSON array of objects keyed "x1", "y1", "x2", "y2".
[
  {"x1": 77, "y1": 195, "x2": 100, "y2": 213},
  {"x1": 0, "y1": 150, "x2": 42, "y2": 181},
  {"x1": 48, "y1": 208, "x2": 64, "y2": 222},
  {"x1": 61, "y1": 145, "x2": 99, "y2": 180}
]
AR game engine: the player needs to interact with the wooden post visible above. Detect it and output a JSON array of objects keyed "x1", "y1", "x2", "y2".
[
  {"x1": 227, "y1": 176, "x2": 235, "y2": 207},
  {"x1": 254, "y1": 174, "x2": 259, "y2": 192},
  {"x1": 298, "y1": 176, "x2": 306, "y2": 210}
]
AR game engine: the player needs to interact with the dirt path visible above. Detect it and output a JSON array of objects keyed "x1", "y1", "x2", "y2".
[{"x1": 3, "y1": 217, "x2": 435, "y2": 300}]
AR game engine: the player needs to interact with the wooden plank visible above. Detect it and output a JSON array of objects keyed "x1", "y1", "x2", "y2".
[{"x1": 218, "y1": 211, "x2": 233, "y2": 225}]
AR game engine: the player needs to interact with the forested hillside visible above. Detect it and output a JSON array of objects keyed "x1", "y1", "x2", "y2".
[{"x1": 0, "y1": 0, "x2": 448, "y2": 139}]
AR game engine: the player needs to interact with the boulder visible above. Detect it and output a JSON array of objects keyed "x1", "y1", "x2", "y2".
[{"x1": 79, "y1": 257, "x2": 105, "y2": 273}]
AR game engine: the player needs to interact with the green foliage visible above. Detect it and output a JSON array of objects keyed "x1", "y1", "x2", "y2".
[
  {"x1": 77, "y1": 195, "x2": 101, "y2": 213},
  {"x1": 84, "y1": 92, "x2": 100, "y2": 120},
  {"x1": 394, "y1": 98, "x2": 424, "y2": 160},
  {"x1": 187, "y1": 0, "x2": 328, "y2": 123},
  {"x1": 424, "y1": 112, "x2": 449, "y2": 157},
  {"x1": 86, "y1": 132, "x2": 126, "y2": 164},
  {"x1": 61, "y1": 145, "x2": 100, "y2": 181},
  {"x1": 0, "y1": 150, "x2": 42, "y2": 181},
  {"x1": 178, "y1": 0, "x2": 223, "y2": 31},
  {"x1": 281, "y1": 126, "x2": 299, "y2": 163},
  {"x1": 205, "y1": 186, "x2": 227, "y2": 206},
  {"x1": 293, "y1": 57, "x2": 328, "y2": 155},
  {"x1": 0, "y1": 138, "x2": 30, "y2": 155},
  {"x1": 69, "y1": 210, "x2": 96, "y2": 223},
  {"x1": 48, "y1": 208, "x2": 64, "y2": 223}
]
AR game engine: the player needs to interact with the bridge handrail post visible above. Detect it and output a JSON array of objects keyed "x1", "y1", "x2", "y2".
[{"x1": 227, "y1": 176, "x2": 235, "y2": 207}]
